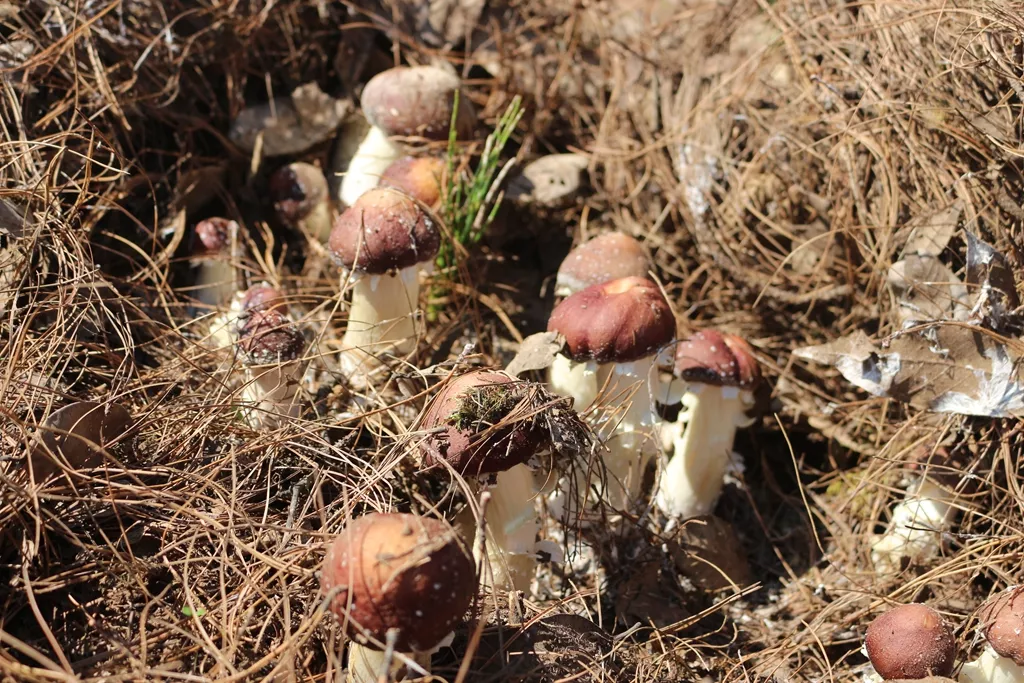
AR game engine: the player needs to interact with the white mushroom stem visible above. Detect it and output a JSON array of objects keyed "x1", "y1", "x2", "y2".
[
  {"x1": 477, "y1": 463, "x2": 541, "y2": 592},
  {"x1": 346, "y1": 642, "x2": 435, "y2": 683},
  {"x1": 655, "y1": 383, "x2": 754, "y2": 520},
  {"x1": 340, "y1": 266, "x2": 422, "y2": 369},
  {"x1": 595, "y1": 358, "x2": 661, "y2": 510},
  {"x1": 302, "y1": 197, "x2": 335, "y2": 244},
  {"x1": 335, "y1": 117, "x2": 402, "y2": 209},
  {"x1": 208, "y1": 293, "x2": 244, "y2": 351},
  {"x1": 242, "y1": 360, "x2": 303, "y2": 428},
  {"x1": 959, "y1": 644, "x2": 1024, "y2": 683},
  {"x1": 870, "y1": 477, "x2": 956, "y2": 573},
  {"x1": 192, "y1": 256, "x2": 236, "y2": 311},
  {"x1": 548, "y1": 355, "x2": 599, "y2": 413}
]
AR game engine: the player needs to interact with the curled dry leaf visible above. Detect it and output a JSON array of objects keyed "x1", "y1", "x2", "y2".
[
  {"x1": 506, "y1": 154, "x2": 589, "y2": 207},
  {"x1": 897, "y1": 202, "x2": 962, "y2": 258},
  {"x1": 965, "y1": 230, "x2": 1020, "y2": 328},
  {"x1": 381, "y1": 0, "x2": 486, "y2": 48},
  {"x1": 794, "y1": 325, "x2": 1024, "y2": 417},
  {"x1": 230, "y1": 82, "x2": 349, "y2": 157},
  {"x1": 31, "y1": 401, "x2": 136, "y2": 479},
  {"x1": 887, "y1": 254, "x2": 968, "y2": 326},
  {"x1": 504, "y1": 331, "x2": 565, "y2": 377}
]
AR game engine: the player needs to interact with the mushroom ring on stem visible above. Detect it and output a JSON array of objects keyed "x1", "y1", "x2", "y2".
[
  {"x1": 321, "y1": 512, "x2": 476, "y2": 683},
  {"x1": 654, "y1": 330, "x2": 761, "y2": 521},
  {"x1": 961, "y1": 587, "x2": 1024, "y2": 683},
  {"x1": 420, "y1": 370, "x2": 577, "y2": 592},
  {"x1": 335, "y1": 65, "x2": 475, "y2": 209},
  {"x1": 546, "y1": 276, "x2": 675, "y2": 510},
  {"x1": 865, "y1": 603, "x2": 956, "y2": 681},
  {"x1": 328, "y1": 188, "x2": 440, "y2": 376}
]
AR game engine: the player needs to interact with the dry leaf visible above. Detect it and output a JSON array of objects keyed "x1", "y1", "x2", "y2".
[
  {"x1": 507, "y1": 154, "x2": 589, "y2": 207},
  {"x1": 965, "y1": 230, "x2": 1020, "y2": 327},
  {"x1": 887, "y1": 254, "x2": 968, "y2": 325},
  {"x1": 505, "y1": 331, "x2": 564, "y2": 377},
  {"x1": 898, "y1": 202, "x2": 962, "y2": 258},
  {"x1": 794, "y1": 326, "x2": 1024, "y2": 417},
  {"x1": 230, "y1": 82, "x2": 349, "y2": 157}
]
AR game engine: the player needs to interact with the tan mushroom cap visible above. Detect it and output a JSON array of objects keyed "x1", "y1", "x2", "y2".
[
  {"x1": 321, "y1": 512, "x2": 476, "y2": 652},
  {"x1": 864, "y1": 604, "x2": 956, "y2": 680},
  {"x1": 328, "y1": 188, "x2": 441, "y2": 274},
  {"x1": 979, "y1": 586, "x2": 1024, "y2": 665},
  {"x1": 547, "y1": 276, "x2": 675, "y2": 364},
  {"x1": 380, "y1": 157, "x2": 446, "y2": 207},
  {"x1": 361, "y1": 65, "x2": 476, "y2": 141},
  {"x1": 419, "y1": 370, "x2": 548, "y2": 476},
  {"x1": 555, "y1": 232, "x2": 651, "y2": 297}
]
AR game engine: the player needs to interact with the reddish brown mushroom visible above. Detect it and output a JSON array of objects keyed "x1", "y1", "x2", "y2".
[
  {"x1": 961, "y1": 587, "x2": 1024, "y2": 682},
  {"x1": 554, "y1": 232, "x2": 652, "y2": 297},
  {"x1": 237, "y1": 309, "x2": 305, "y2": 427},
  {"x1": 328, "y1": 188, "x2": 440, "y2": 373},
  {"x1": 546, "y1": 276, "x2": 675, "y2": 508},
  {"x1": 865, "y1": 604, "x2": 955, "y2": 680},
  {"x1": 321, "y1": 512, "x2": 475, "y2": 682},
  {"x1": 269, "y1": 162, "x2": 332, "y2": 242},
  {"x1": 191, "y1": 217, "x2": 240, "y2": 309},
  {"x1": 655, "y1": 329, "x2": 761, "y2": 520},
  {"x1": 379, "y1": 157, "x2": 446, "y2": 208}
]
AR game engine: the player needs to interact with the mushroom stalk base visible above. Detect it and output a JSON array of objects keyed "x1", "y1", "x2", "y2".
[
  {"x1": 959, "y1": 645, "x2": 1024, "y2": 683},
  {"x1": 242, "y1": 363, "x2": 302, "y2": 428},
  {"x1": 465, "y1": 464, "x2": 540, "y2": 593},
  {"x1": 870, "y1": 477, "x2": 955, "y2": 573},
  {"x1": 655, "y1": 384, "x2": 751, "y2": 520},
  {"x1": 339, "y1": 267, "x2": 420, "y2": 375},
  {"x1": 346, "y1": 643, "x2": 430, "y2": 683}
]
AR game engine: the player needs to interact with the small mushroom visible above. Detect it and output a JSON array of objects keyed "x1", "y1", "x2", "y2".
[
  {"x1": 547, "y1": 276, "x2": 676, "y2": 509},
  {"x1": 269, "y1": 162, "x2": 333, "y2": 242},
  {"x1": 321, "y1": 512, "x2": 476, "y2": 683},
  {"x1": 379, "y1": 156, "x2": 446, "y2": 208},
  {"x1": 31, "y1": 401, "x2": 135, "y2": 481},
  {"x1": 960, "y1": 587, "x2": 1024, "y2": 683},
  {"x1": 420, "y1": 370, "x2": 568, "y2": 591},
  {"x1": 654, "y1": 330, "x2": 761, "y2": 521},
  {"x1": 335, "y1": 65, "x2": 474, "y2": 209},
  {"x1": 237, "y1": 309, "x2": 306, "y2": 428},
  {"x1": 190, "y1": 217, "x2": 240, "y2": 310},
  {"x1": 328, "y1": 188, "x2": 440, "y2": 376},
  {"x1": 554, "y1": 232, "x2": 652, "y2": 298},
  {"x1": 864, "y1": 604, "x2": 955, "y2": 680}
]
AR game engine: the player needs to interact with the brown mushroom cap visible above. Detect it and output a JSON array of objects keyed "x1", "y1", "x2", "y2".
[
  {"x1": 238, "y1": 309, "x2": 304, "y2": 365},
  {"x1": 380, "y1": 157, "x2": 446, "y2": 207},
  {"x1": 328, "y1": 188, "x2": 441, "y2": 274},
  {"x1": 240, "y1": 284, "x2": 288, "y2": 314},
  {"x1": 361, "y1": 66, "x2": 475, "y2": 141},
  {"x1": 419, "y1": 370, "x2": 548, "y2": 476},
  {"x1": 555, "y1": 233, "x2": 651, "y2": 296},
  {"x1": 864, "y1": 604, "x2": 956, "y2": 680},
  {"x1": 674, "y1": 330, "x2": 761, "y2": 389},
  {"x1": 194, "y1": 217, "x2": 236, "y2": 256},
  {"x1": 321, "y1": 512, "x2": 475, "y2": 652},
  {"x1": 979, "y1": 587, "x2": 1024, "y2": 665},
  {"x1": 269, "y1": 162, "x2": 328, "y2": 226},
  {"x1": 547, "y1": 276, "x2": 675, "y2": 364}
]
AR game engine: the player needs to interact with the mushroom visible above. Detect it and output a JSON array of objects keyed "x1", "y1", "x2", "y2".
[
  {"x1": 554, "y1": 232, "x2": 651, "y2": 298},
  {"x1": 420, "y1": 370, "x2": 565, "y2": 592},
  {"x1": 379, "y1": 156, "x2": 446, "y2": 208},
  {"x1": 237, "y1": 308, "x2": 306, "y2": 428},
  {"x1": 870, "y1": 449, "x2": 962, "y2": 574},
  {"x1": 321, "y1": 512, "x2": 476, "y2": 683},
  {"x1": 960, "y1": 587, "x2": 1024, "y2": 683},
  {"x1": 190, "y1": 217, "x2": 240, "y2": 310},
  {"x1": 864, "y1": 604, "x2": 956, "y2": 680},
  {"x1": 209, "y1": 282, "x2": 288, "y2": 352},
  {"x1": 546, "y1": 276, "x2": 675, "y2": 509},
  {"x1": 328, "y1": 188, "x2": 440, "y2": 375},
  {"x1": 654, "y1": 330, "x2": 761, "y2": 521},
  {"x1": 31, "y1": 401, "x2": 135, "y2": 481},
  {"x1": 336, "y1": 65, "x2": 474, "y2": 208},
  {"x1": 269, "y1": 162, "x2": 333, "y2": 242}
]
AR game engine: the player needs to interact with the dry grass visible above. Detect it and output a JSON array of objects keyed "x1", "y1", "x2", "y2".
[{"x1": 3, "y1": 0, "x2": 1024, "y2": 680}]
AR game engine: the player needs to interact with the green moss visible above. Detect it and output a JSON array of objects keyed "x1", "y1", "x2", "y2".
[{"x1": 448, "y1": 383, "x2": 526, "y2": 433}]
